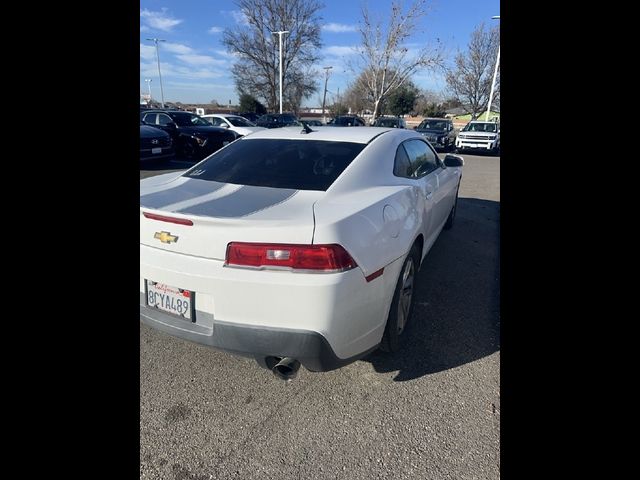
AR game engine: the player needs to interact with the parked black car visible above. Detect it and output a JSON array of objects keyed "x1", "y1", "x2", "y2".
[
  {"x1": 140, "y1": 123, "x2": 174, "y2": 162},
  {"x1": 255, "y1": 113, "x2": 300, "y2": 129},
  {"x1": 140, "y1": 110, "x2": 238, "y2": 160},
  {"x1": 327, "y1": 115, "x2": 366, "y2": 126},
  {"x1": 414, "y1": 118, "x2": 456, "y2": 151}
]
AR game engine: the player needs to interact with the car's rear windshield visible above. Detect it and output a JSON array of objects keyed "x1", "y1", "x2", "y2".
[
  {"x1": 183, "y1": 139, "x2": 366, "y2": 191},
  {"x1": 170, "y1": 112, "x2": 210, "y2": 127},
  {"x1": 227, "y1": 116, "x2": 255, "y2": 127},
  {"x1": 418, "y1": 120, "x2": 448, "y2": 130},
  {"x1": 374, "y1": 118, "x2": 399, "y2": 127}
]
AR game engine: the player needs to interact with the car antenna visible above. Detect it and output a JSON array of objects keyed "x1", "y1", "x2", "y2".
[{"x1": 300, "y1": 121, "x2": 314, "y2": 134}]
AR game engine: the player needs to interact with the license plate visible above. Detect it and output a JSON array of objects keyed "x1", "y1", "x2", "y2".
[
  {"x1": 152, "y1": 147, "x2": 162, "y2": 154},
  {"x1": 146, "y1": 280, "x2": 193, "y2": 320}
]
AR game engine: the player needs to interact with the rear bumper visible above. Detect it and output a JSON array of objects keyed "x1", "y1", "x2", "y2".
[
  {"x1": 140, "y1": 244, "x2": 397, "y2": 372},
  {"x1": 139, "y1": 302, "x2": 376, "y2": 371}
]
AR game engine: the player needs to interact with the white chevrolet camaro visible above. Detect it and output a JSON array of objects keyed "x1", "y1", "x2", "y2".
[{"x1": 140, "y1": 126, "x2": 464, "y2": 379}]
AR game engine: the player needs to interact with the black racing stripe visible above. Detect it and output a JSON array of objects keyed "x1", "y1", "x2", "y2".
[
  {"x1": 140, "y1": 179, "x2": 226, "y2": 209},
  {"x1": 177, "y1": 185, "x2": 298, "y2": 218}
]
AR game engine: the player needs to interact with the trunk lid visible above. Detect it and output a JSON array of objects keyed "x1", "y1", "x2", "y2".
[{"x1": 140, "y1": 176, "x2": 322, "y2": 260}]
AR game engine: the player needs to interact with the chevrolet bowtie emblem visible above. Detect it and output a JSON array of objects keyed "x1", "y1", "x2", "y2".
[{"x1": 154, "y1": 231, "x2": 179, "y2": 244}]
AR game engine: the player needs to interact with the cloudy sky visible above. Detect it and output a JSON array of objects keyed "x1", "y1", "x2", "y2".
[{"x1": 140, "y1": 0, "x2": 500, "y2": 106}]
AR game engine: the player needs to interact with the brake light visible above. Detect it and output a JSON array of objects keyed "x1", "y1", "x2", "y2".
[
  {"x1": 225, "y1": 243, "x2": 357, "y2": 272},
  {"x1": 143, "y1": 212, "x2": 193, "y2": 226}
]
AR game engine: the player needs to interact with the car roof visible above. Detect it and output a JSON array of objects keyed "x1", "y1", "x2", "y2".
[
  {"x1": 201, "y1": 113, "x2": 241, "y2": 118},
  {"x1": 241, "y1": 126, "x2": 405, "y2": 144}
]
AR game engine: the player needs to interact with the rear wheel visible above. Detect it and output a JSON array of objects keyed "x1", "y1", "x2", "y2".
[
  {"x1": 380, "y1": 245, "x2": 420, "y2": 353},
  {"x1": 444, "y1": 184, "x2": 460, "y2": 230},
  {"x1": 180, "y1": 139, "x2": 198, "y2": 160}
]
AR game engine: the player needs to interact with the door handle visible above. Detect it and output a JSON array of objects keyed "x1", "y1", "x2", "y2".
[{"x1": 425, "y1": 191, "x2": 433, "y2": 200}]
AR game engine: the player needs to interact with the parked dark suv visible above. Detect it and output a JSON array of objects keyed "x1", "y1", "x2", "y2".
[
  {"x1": 255, "y1": 113, "x2": 300, "y2": 128},
  {"x1": 140, "y1": 110, "x2": 238, "y2": 160},
  {"x1": 140, "y1": 123, "x2": 174, "y2": 162},
  {"x1": 414, "y1": 118, "x2": 456, "y2": 151}
]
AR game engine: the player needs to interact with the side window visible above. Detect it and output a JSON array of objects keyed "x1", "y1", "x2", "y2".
[
  {"x1": 143, "y1": 113, "x2": 157, "y2": 124},
  {"x1": 157, "y1": 114, "x2": 173, "y2": 126},
  {"x1": 393, "y1": 144, "x2": 413, "y2": 178},
  {"x1": 403, "y1": 139, "x2": 439, "y2": 177},
  {"x1": 208, "y1": 117, "x2": 222, "y2": 127}
]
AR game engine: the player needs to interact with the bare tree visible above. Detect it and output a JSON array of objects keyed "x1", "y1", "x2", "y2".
[
  {"x1": 445, "y1": 23, "x2": 500, "y2": 119},
  {"x1": 350, "y1": 0, "x2": 444, "y2": 120},
  {"x1": 413, "y1": 88, "x2": 441, "y2": 115},
  {"x1": 222, "y1": 0, "x2": 323, "y2": 112}
]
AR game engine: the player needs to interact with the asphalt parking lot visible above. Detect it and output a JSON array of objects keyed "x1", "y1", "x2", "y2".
[{"x1": 140, "y1": 151, "x2": 500, "y2": 480}]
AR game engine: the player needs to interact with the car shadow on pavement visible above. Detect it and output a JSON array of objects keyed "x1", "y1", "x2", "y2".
[{"x1": 363, "y1": 197, "x2": 500, "y2": 381}]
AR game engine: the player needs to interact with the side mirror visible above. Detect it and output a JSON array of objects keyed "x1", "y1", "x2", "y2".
[{"x1": 444, "y1": 154, "x2": 464, "y2": 167}]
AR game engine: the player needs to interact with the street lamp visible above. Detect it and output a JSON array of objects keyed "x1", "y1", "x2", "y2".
[
  {"x1": 485, "y1": 16, "x2": 500, "y2": 121},
  {"x1": 321, "y1": 66, "x2": 333, "y2": 124},
  {"x1": 146, "y1": 37, "x2": 166, "y2": 108},
  {"x1": 144, "y1": 78, "x2": 152, "y2": 102},
  {"x1": 271, "y1": 30, "x2": 289, "y2": 114}
]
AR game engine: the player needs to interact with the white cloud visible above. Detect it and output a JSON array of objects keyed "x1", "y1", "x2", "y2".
[
  {"x1": 213, "y1": 49, "x2": 240, "y2": 59},
  {"x1": 176, "y1": 54, "x2": 228, "y2": 67},
  {"x1": 323, "y1": 45, "x2": 358, "y2": 56},
  {"x1": 140, "y1": 44, "x2": 156, "y2": 61},
  {"x1": 208, "y1": 26, "x2": 223, "y2": 34},
  {"x1": 140, "y1": 8, "x2": 183, "y2": 32},
  {"x1": 322, "y1": 23, "x2": 357, "y2": 33},
  {"x1": 231, "y1": 10, "x2": 249, "y2": 25},
  {"x1": 221, "y1": 9, "x2": 250, "y2": 26},
  {"x1": 140, "y1": 61, "x2": 225, "y2": 80},
  {"x1": 163, "y1": 42, "x2": 194, "y2": 55},
  {"x1": 167, "y1": 81, "x2": 230, "y2": 90}
]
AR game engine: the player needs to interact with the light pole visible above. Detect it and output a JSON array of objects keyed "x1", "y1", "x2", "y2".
[
  {"x1": 485, "y1": 15, "x2": 500, "y2": 121},
  {"x1": 321, "y1": 66, "x2": 333, "y2": 124},
  {"x1": 144, "y1": 78, "x2": 152, "y2": 102},
  {"x1": 271, "y1": 30, "x2": 289, "y2": 113},
  {"x1": 147, "y1": 37, "x2": 166, "y2": 108}
]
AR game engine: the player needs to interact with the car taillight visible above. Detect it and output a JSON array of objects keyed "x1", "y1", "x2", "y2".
[{"x1": 225, "y1": 243, "x2": 357, "y2": 272}]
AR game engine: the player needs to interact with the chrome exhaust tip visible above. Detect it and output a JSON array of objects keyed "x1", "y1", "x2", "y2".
[{"x1": 272, "y1": 357, "x2": 301, "y2": 381}]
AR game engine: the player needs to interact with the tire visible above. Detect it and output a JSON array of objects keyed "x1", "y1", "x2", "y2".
[
  {"x1": 380, "y1": 244, "x2": 420, "y2": 353},
  {"x1": 180, "y1": 139, "x2": 198, "y2": 160},
  {"x1": 444, "y1": 184, "x2": 460, "y2": 230}
]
